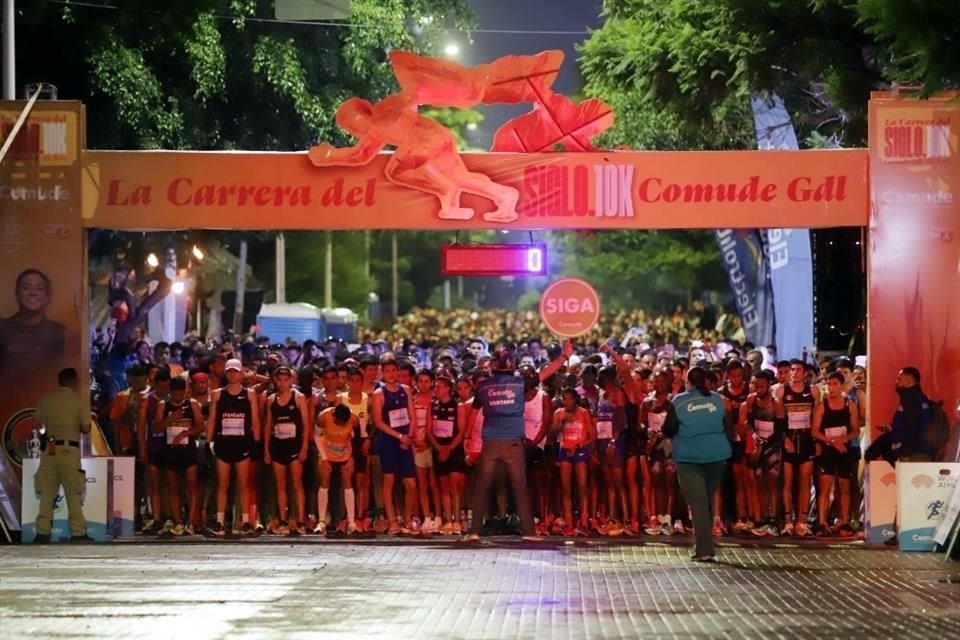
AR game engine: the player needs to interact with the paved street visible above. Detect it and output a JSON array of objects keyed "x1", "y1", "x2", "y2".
[{"x1": 1, "y1": 538, "x2": 958, "y2": 639}]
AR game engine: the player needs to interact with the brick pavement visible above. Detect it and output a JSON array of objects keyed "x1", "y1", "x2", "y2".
[{"x1": 1, "y1": 539, "x2": 958, "y2": 639}]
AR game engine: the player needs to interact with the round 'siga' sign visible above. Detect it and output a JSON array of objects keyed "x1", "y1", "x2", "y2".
[{"x1": 539, "y1": 277, "x2": 600, "y2": 338}]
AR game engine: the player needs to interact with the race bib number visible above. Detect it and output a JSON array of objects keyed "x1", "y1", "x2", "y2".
[
  {"x1": 825, "y1": 426, "x2": 848, "y2": 439},
  {"x1": 274, "y1": 421, "x2": 297, "y2": 440},
  {"x1": 221, "y1": 416, "x2": 245, "y2": 437},
  {"x1": 166, "y1": 425, "x2": 189, "y2": 446},
  {"x1": 597, "y1": 420, "x2": 614, "y2": 440},
  {"x1": 388, "y1": 408, "x2": 410, "y2": 429},
  {"x1": 755, "y1": 420, "x2": 775, "y2": 439},
  {"x1": 433, "y1": 419, "x2": 454, "y2": 439},
  {"x1": 787, "y1": 411, "x2": 811, "y2": 430},
  {"x1": 415, "y1": 407, "x2": 428, "y2": 427},
  {"x1": 323, "y1": 440, "x2": 351, "y2": 461},
  {"x1": 647, "y1": 412, "x2": 666, "y2": 434},
  {"x1": 561, "y1": 421, "x2": 583, "y2": 448}
]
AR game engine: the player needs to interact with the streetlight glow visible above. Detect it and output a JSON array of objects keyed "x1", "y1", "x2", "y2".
[
  {"x1": 466, "y1": 122, "x2": 478, "y2": 131},
  {"x1": 146, "y1": 253, "x2": 159, "y2": 268},
  {"x1": 192, "y1": 245, "x2": 204, "y2": 261},
  {"x1": 444, "y1": 43, "x2": 460, "y2": 57},
  {"x1": 171, "y1": 281, "x2": 186, "y2": 295}
]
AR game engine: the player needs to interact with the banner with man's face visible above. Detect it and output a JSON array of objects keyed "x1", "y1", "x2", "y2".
[{"x1": 0, "y1": 102, "x2": 85, "y2": 521}]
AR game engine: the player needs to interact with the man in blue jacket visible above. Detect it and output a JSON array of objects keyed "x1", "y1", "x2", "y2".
[{"x1": 464, "y1": 341, "x2": 571, "y2": 541}]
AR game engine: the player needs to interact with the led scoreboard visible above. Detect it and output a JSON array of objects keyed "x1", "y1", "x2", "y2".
[{"x1": 441, "y1": 243, "x2": 547, "y2": 277}]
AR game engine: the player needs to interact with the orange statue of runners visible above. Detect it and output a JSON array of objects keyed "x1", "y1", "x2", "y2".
[{"x1": 307, "y1": 49, "x2": 615, "y2": 223}]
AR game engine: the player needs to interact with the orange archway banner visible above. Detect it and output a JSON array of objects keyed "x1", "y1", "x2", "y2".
[{"x1": 81, "y1": 148, "x2": 868, "y2": 230}]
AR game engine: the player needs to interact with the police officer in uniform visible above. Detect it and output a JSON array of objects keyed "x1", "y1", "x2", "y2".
[{"x1": 33, "y1": 368, "x2": 92, "y2": 543}]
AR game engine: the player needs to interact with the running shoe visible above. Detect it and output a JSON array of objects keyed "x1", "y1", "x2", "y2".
[
  {"x1": 294, "y1": 523, "x2": 306, "y2": 536},
  {"x1": 781, "y1": 521, "x2": 795, "y2": 537},
  {"x1": 347, "y1": 520, "x2": 358, "y2": 535},
  {"x1": 452, "y1": 522, "x2": 462, "y2": 535},
  {"x1": 711, "y1": 519, "x2": 725, "y2": 537},
  {"x1": 254, "y1": 521, "x2": 265, "y2": 534},
  {"x1": 660, "y1": 518, "x2": 674, "y2": 536},
  {"x1": 461, "y1": 533, "x2": 480, "y2": 542},
  {"x1": 183, "y1": 525, "x2": 195, "y2": 536},
  {"x1": 158, "y1": 519, "x2": 175, "y2": 539},
  {"x1": 816, "y1": 524, "x2": 833, "y2": 538},
  {"x1": 795, "y1": 522, "x2": 813, "y2": 538},
  {"x1": 732, "y1": 519, "x2": 749, "y2": 535},
  {"x1": 275, "y1": 521, "x2": 290, "y2": 536},
  {"x1": 240, "y1": 522, "x2": 255, "y2": 538},
  {"x1": 171, "y1": 523, "x2": 186, "y2": 537},
  {"x1": 409, "y1": 517, "x2": 421, "y2": 534},
  {"x1": 837, "y1": 523, "x2": 855, "y2": 539},
  {"x1": 645, "y1": 517, "x2": 662, "y2": 536},
  {"x1": 313, "y1": 522, "x2": 327, "y2": 535},
  {"x1": 209, "y1": 522, "x2": 226, "y2": 538},
  {"x1": 387, "y1": 524, "x2": 402, "y2": 535},
  {"x1": 605, "y1": 520, "x2": 624, "y2": 537},
  {"x1": 561, "y1": 525, "x2": 577, "y2": 537},
  {"x1": 673, "y1": 520, "x2": 687, "y2": 536}
]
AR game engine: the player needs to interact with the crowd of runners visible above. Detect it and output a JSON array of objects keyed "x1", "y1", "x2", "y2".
[{"x1": 93, "y1": 308, "x2": 884, "y2": 542}]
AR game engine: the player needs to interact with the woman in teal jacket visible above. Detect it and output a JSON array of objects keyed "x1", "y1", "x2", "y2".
[{"x1": 664, "y1": 367, "x2": 732, "y2": 562}]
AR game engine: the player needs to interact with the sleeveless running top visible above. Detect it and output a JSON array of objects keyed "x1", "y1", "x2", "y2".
[
  {"x1": 821, "y1": 397, "x2": 850, "y2": 440},
  {"x1": 318, "y1": 409, "x2": 353, "y2": 462},
  {"x1": 747, "y1": 394, "x2": 779, "y2": 441},
  {"x1": 413, "y1": 393, "x2": 431, "y2": 443},
  {"x1": 431, "y1": 397, "x2": 459, "y2": 445},
  {"x1": 466, "y1": 405, "x2": 484, "y2": 455},
  {"x1": 216, "y1": 388, "x2": 254, "y2": 440},
  {"x1": 163, "y1": 398, "x2": 194, "y2": 447},
  {"x1": 783, "y1": 384, "x2": 815, "y2": 434},
  {"x1": 596, "y1": 390, "x2": 625, "y2": 441},
  {"x1": 558, "y1": 409, "x2": 587, "y2": 449},
  {"x1": 643, "y1": 395, "x2": 671, "y2": 436},
  {"x1": 721, "y1": 383, "x2": 749, "y2": 415},
  {"x1": 523, "y1": 390, "x2": 546, "y2": 446},
  {"x1": 380, "y1": 385, "x2": 411, "y2": 435},
  {"x1": 340, "y1": 391, "x2": 370, "y2": 438},
  {"x1": 146, "y1": 392, "x2": 165, "y2": 445},
  {"x1": 270, "y1": 391, "x2": 303, "y2": 442}
]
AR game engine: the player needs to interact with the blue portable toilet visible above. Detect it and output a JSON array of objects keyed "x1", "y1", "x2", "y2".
[
  {"x1": 256, "y1": 303, "x2": 325, "y2": 344},
  {"x1": 322, "y1": 307, "x2": 358, "y2": 342}
]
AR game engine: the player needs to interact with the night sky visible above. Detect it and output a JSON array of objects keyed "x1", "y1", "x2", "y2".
[{"x1": 458, "y1": 1, "x2": 604, "y2": 148}]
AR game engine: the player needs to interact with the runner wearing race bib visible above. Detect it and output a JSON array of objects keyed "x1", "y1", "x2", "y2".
[
  {"x1": 412, "y1": 369, "x2": 441, "y2": 534},
  {"x1": 554, "y1": 387, "x2": 595, "y2": 536},
  {"x1": 341, "y1": 368, "x2": 372, "y2": 532},
  {"x1": 263, "y1": 366, "x2": 310, "y2": 536},
  {"x1": 594, "y1": 351, "x2": 636, "y2": 536},
  {"x1": 812, "y1": 371, "x2": 861, "y2": 537},
  {"x1": 205, "y1": 359, "x2": 261, "y2": 538},
  {"x1": 780, "y1": 359, "x2": 820, "y2": 537},
  {"x1": 740, "y1": 370, "x2": 786, "y2": 537},
  {"x1": 719, "y1": 360, "x2": 751, "y2": 536},
  {"x1": 427, "y1": 374, "x2": 467, "y2": 534},
  {"x1": 371, "y1": 358, "x2": 417, "y2": 535},
  {"x1": 316, "y1": 404, "x2": 359, "y2": 535},
  {"x1": 640, "y1": 371, "x2": 678, "y2": 536},
  {"x1": 154, "y1": 377, "x2": 203, "y2": 536},
  {"x1": 520, "y1": 367, "x2": 552, "y2": 529}
]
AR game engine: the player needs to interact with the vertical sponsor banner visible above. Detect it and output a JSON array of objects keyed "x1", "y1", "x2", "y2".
[
  {"x1": 765, "y1": 228, "x2": 815, "y2": 359},
  {"x1": 752, "y1": 94, "x2": 815, "y2": 360},
  {"x1": 868, "y1": 92, "x2": 960, "y2": 532},
  {"x1": 714, "y1": 229, "x2": 775, "y2": 346},
  {"x1": 0, "y1": 101, "x2": 85, "y2": 528}
]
